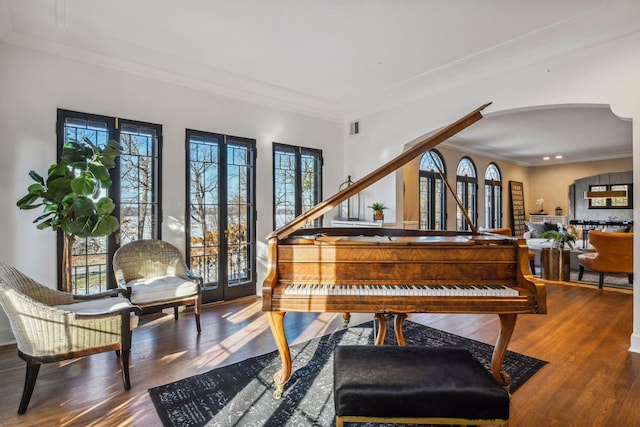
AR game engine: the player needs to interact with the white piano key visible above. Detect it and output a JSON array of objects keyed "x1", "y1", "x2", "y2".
[{"x1": 282, "y1": 283, "x2": 519, "y2": 297}]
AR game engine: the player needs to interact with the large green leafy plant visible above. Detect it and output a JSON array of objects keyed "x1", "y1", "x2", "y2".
[{"x1": 17, "y1": 137, "x2": 122, "y2": 292}]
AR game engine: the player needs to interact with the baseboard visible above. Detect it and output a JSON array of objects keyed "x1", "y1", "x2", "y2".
[{"x1": 629, "y1": 333, "x2": 640, "y2": 354}]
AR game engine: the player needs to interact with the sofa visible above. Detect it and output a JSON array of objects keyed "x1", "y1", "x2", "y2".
[{"x1": 524, "y1": 221, "x2": 632, "y2": 271}]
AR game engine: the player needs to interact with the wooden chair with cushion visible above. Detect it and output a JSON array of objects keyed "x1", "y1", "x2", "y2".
[
  {"x1": 577, "y1": 230, "x2": 633, "y2": 289},
  {"x1": 112, "y1": 239, "x2": 203, "y2": 333},
  {"x1": 0, "y1": 261, "x2": 141, "y2": 414},
  {"x1": 487, "y1": 227, "x2": 537, "y2": 275}
]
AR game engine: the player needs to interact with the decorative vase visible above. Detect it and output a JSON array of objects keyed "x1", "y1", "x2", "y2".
[
  {"x1": 541, "y1": 248, "x2": 570, "y2": 281},
  {"x1": 373, "y1": 210, "x2": 384, "y2": 221},
  {"x1": 338, "y1": 175, "x2": 360, "y2": 220}
]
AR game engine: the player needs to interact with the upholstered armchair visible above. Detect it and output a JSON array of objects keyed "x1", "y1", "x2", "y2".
[
  {"x1": 577, "y1": 230, "x2": 633, "y2": 289},
  {"x1": 486, "y1": 227, "x2": 537, "y2": 275},
  {"x1": 0, "y1": 261, "x2": 141, "y2": 414},
  {"x1": 112, "y1": 240, "x2": 203, "y2": 333}
]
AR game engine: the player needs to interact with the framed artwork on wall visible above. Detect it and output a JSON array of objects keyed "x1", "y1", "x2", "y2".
[
  {"x1": 587, "y1": 183, "x2": 633, "y2": 209},
  {"x1": 509, "y1": 181, "x2": 526, "y2": 237}
]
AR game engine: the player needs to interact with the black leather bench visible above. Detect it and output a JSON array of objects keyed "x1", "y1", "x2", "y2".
[{"x1": 333, "y1": 345, "x2": 510, "y2": 426}]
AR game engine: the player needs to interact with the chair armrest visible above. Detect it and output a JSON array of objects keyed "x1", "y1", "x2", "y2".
[
  {"x1": 115, "y1": 278, "x2": 134, "y2": 298},
  {"x1": 187, "y1": 271, "x2": 204, "y2": 286},
  {"x1": 75, "y1": 304, "x2": 142, "y2": 320},
  {"x1": 72, "y1": 288, "x2": 129, "y2": 300}
]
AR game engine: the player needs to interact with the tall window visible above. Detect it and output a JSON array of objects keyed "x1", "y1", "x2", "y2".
[
  {"x1": 456, "y1": 157, "x2": 477, "y2": 231},
  {"x1": 57, "y1": 110, "x2": 161, "y2": 293},
  {"x1": 186, "y1": 130, "x2": 256, "y2": 303},
  {"x1": 119, "y1": 121, "x2": 162, "y2": 245},
  {"x1": 484, "y1": 163, "x2": 503, "y2": 229},
  {"x1": 273, "y1": 143, "x2": 323, "y2": 230},
  {"x1": 419, "y1": 150, "x2": 446, "y2": 230}
]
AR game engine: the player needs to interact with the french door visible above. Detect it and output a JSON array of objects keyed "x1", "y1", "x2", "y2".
[{"x1": 186, "y1": 130, "x2": 256, "y2": 303}]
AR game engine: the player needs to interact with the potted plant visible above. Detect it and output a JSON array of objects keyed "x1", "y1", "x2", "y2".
[
  {"x1": 17, "y1": 137, "x2": 123, "y2": 292},
  {"x1": 368, "y1": 202, "x2": 387, "y2": 221},
  {"x1": 538, "y1": 229, "x2": 576, "y2": 281}
]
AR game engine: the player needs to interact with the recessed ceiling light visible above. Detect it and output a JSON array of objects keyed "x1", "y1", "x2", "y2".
[
  {"x1": 543, "y1": 156, "x2": 550, "y2": 160},
  {"x1": 555, "y1": 155, "x2": 563, "y2": 159}
]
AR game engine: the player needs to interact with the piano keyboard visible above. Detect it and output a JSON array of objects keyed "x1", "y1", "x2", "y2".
[{"x1": 283, "y1": 283, "x2": 519, "y2": 297}]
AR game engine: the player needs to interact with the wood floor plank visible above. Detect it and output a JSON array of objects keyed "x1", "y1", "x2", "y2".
[{"x1": 0, "y1": 282, "x2": 638, "y2": 426}]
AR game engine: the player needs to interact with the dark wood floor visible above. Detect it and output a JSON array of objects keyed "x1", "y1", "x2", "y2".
[{"x1": 0, "y1": 281, "x2": 638, "y2": 426}]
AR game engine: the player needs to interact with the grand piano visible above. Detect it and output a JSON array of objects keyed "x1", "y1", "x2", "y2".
[{"x1": 262, "y1": 103, "x2": 547, "y2": 397}]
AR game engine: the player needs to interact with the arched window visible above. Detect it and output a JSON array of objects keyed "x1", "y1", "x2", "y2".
[
  {"x1": 456, "y1": 157, "x2": 477, "y2": 231},
  {"x1": 484, "y1": 163, "x2": 503, "y2": 229},
  {"x1": 419, "y1": 150, "x2": 446, "y2": 230}
]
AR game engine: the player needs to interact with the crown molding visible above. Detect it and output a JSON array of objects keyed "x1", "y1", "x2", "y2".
[{"x1": 1, "y1": 30, "x2": 345, "y2": 123}]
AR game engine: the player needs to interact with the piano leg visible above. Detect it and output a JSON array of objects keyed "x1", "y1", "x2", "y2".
[
  {"x1": 267, "y1": 311, "x2": 291, "y2": 398},
  {"x1": 394, "y1": 313, "x2": 407, "y2": 346},
  {"x1": 343, "y1": 312, "x2": 351, "y2": 327},
  {"x1": 374, "y1": 313, "x2": 407, "y2": 345},
  {"x1": 374, "y1": 313, "x2": 387, "y2": 345},
  {"x1": 492, "y1": 313, "x2": 517, "y2": 390}
]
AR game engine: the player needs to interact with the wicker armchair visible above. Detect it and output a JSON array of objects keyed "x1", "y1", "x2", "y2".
[
  {"x1": 0, "y1": 261, "x2": 141, "y2": 414},
  {"x1": 113, "y1": 240, "x2": 203, "y2": 333}
]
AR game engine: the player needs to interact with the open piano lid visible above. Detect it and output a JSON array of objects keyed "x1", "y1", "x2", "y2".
[{"x1": 268, "y1": 102, "x2": 492, "y2": 240}]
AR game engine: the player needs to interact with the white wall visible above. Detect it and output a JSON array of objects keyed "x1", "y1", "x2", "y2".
[
  {"x1": 0, "y1": 43, "x2": 343, "y2": 345},
  {"x1": 2, "y1": 29, "x2": 640, "y2": 350},
  {"x1": 345, "y1": 32, "x2": 640, "y2": 351}
]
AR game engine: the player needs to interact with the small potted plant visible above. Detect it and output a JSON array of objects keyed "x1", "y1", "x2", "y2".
[
  {"x1": 368, "y1": 202, "x2": 387, "y2": 221},
  {"x1": 538, "y1": 229, "x2": 576, "y2": 281}
]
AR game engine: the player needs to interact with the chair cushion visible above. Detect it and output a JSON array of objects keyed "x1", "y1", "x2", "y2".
[
  {"x1": 334, "y1": 345, "x2": 509, "y2": 420},
  {"x1": 525, "y1": 221, "x2": 547, "y2": 238},
  {"x1": 125, "y1": 275, "x2": 199, "y2": 304},
  {"x1": 54, "y1": 298, "x2": 139, "y2": 329}
]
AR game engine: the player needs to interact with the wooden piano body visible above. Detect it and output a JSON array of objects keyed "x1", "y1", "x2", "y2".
[
  {"x1": 261, "y1": 104, "x2": 547, "y2": 397},
  {"x1": 265, "y1": 228, "x2": 544, "y2": 314}
]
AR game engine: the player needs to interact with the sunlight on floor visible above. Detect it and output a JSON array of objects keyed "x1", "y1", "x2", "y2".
[
  {"x1": 222, "y1": 299, "x2": 263, "y2": 323},
  {"x1": 60, "y1": 389, "x2": 120, "y2": 427},
  {"x1": 193, "y1": 315, "x2": 272, "y2": 370},
  {"x1": 189, "y1": 302, "x2": 369, "y2": 372},
  {"x1": 160, "y1": 349, "x2": 188, "y2": 363}
]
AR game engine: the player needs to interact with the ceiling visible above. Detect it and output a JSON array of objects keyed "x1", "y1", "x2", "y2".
[{"x1": 1, "y1": 0, "x2": 637, "y2": 166}]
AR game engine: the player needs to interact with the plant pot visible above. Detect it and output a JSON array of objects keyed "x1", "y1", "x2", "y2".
[
  {"x1": 541, "y1": 247, "x2": 570, "y2": 281},
  {"x1": 373, "y1": 210, "x2": 384, "y2": 221}
]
